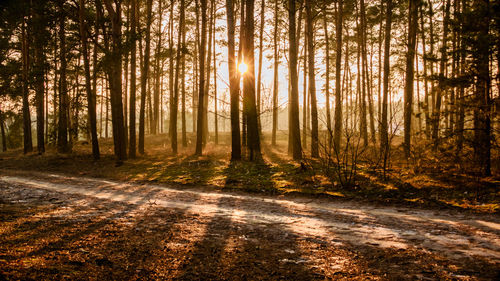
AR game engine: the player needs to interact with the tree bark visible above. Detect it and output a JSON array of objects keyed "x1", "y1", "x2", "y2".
[
  {"x1": 380, "y1": 0, "x2": 393, "y2": 156},
  {"x1": 323, "y1": 5, "x2": 332, "y2": 148},
  {"x1": 226, "y1": 0, "x2": 241, "y2": 160},
  {"x1": 138, "y1": 0, "x2": 153, "y2": 155},
  {"x1": 171, "y1": 0, "x2": 185, "y2": 154},
  {"x1": 256, "y1": 0, "x2": 265, "y2": 135},
  {"x1": 271, "y1": 0, "x2": 279, "y2": 146},
  {"x1": 129, "y1": 0, "x2": 137, "y2": 158},
  {"x1": 195, "y1": 0, "x2": 208, "y2": 155},
  {"x1": 33, "y1": 3, "x2": 45, "y2": 154},
  {"x1": 79, "y1": 0, "x2": 100, "y2": 160},
  {"x1": 403, "y1": 0, "x2": 419, "y2": 158},
  {"x1": 306, "y1": 0, "x2": 318, "y2": 157},
  {"x1": 21, "y1": 18, "x2": 33, "y2": 154},
  {"x1": 333, "y1": 0, "x2": 343, "y2": 151},
  {"x1": 103, "y1": 0, "x2": 127, "y2": 163},
  {"x1": 472, "y1": 0, "x2": 491, "y2": 176},
  {"x1": 289, "y1": 0, "x2": 302, "y2": 160},
  {"x1": 57, "y1": 3, "x2": 70, "y2": 153},
  {"x1": 431, "y1": 0, "x2": 450, "y2": 149},
  {"x1": 244, "y1": 0, "x2": 261, "y2": 161}
]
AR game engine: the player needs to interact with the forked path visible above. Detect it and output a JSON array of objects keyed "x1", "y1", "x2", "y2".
[{"x1": 0, "y1": 170, "x2": 499, "y2": 280}]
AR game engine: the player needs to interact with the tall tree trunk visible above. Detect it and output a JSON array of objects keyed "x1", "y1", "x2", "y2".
[
  {"x1": 153, "y1": 0, "x2": 163, "y2": 135},
  {"x1": 306, "y1": 0, "x2": 318, "y2": 157},
  {"x1": 181, "y1": 3, "x2": 187, "y2": 148},
  {"x1": 271, "y1": 0, "x2": 279, "y2": 146},
  {"x1": 289, "y1": 0, "x2": 302, "y2": 160},
  {"x1": 79, "y1": 0, "x2": 100, "y2": 160},
  {"x1": 256, "y1": 0, "x2": 265, "y2": 135},
  {"x1": 57, "y1": 3, "x2": 70, "y2": 153},
  {"x1": 356, "y1": 2, "x2": 368, "y2": 146},
  {"x1": 168, "y1": 0, "x2": 174, "y2": 138},
  {"x1": 472, "y1": 0, "x2": 491, "y2": 176},
  {"x1": 380, "y1": 0, "x2": 393, "y2": 156},
  {"x1": 360, "y1": 0, "x2": 375, "y2": 143},
  {"x1": 103, "y1": 0, "x2": 127, "y2": 163},
  {"x1": 129, "y1": 0, "x2": 137, "y2": 158},
  {"x1": 138, "y1": 0, "x2": 153, "y2": 154},
  {"x1": 420, "y1": 4, "x2": 431, "y2": 138},
  {"x1": 195, "y1": 0, "x2": 208, "y2": 155},
  {"x1": 226, "y1": 0, "x2": 241, "y2": 160},
  {"x1": 403, "y1": 0, "x2": 419, "y2": 158},
  {"x1": 241, "y1": 0, "x2": 247, "y2": 149},
  {"x1": 431, "y1": 0, "x2": 450, "y2": 149},
  {"x1": 333, "y1": 0, "x2": 343, "y2": 151},
  {"x1": 203, "y1": 1, "x2": 215, "y2": 146},
  {"x1": 171, "y1": 0, "x2": 185, "y2": 154},
  {"x1": 33, "y1": 3, "x2": 45, "y2": 154},
  {"x1": 323, "y1": 5, "x2": 332, "y2": 148},
  {"x1": 193, "y1": 0, "x2": 200, "y2": 134},
  {"x1": 302, "y1": 16, "x2": 307, "y2": 149},
  {"x1": 21, "y1": 18, "x2": 33, "y2": 153},
  {"x1": 213, "y1": 28, "x2": 218, "y2": 145},
  {"x1": 244, "y1": 0, "x2": 261, "y2": 160},
  {"x1": 456, "y1": 0, "x2": 466, "y2": 152}
]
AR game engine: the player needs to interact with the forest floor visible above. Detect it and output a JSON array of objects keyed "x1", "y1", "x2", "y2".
[
  {"x1": 0, "y1": 134, "x2": 499, "y2": 279},
  {"x1": 0, "y1": 170, "x2": 499, "y2": 280}
]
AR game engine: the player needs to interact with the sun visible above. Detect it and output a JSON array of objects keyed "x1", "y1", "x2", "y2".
[{"x1": 238, "y1": 62, "x2": 248, "y2": 74}]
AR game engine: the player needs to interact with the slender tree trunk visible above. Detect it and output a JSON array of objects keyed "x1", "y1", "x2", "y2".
[
  {"x1": 21, "y1": 18, "x2": 33, "y2": 153},
  {"x1": 271, "y1": 0, "x2": 279, "y2": 146},
  {"x1": 195, "y1": 0, "x2": 208, "y2": 155},
  {"x1": 302, "y1": 17, "x2": 307, "y2": 149},
  {"x1": 431, "y1": 0, "x2": 450, "y2": 149},
  {"x1": 333, "y1": 0, "x2": 343, "y2": 151},
  {"x1": 168, "y1": 0, "x2": 174, "y2": 136},
  {"x1": 203, "y1": 1, "x2": 215, "y2": 146},
  {"x1": 356, "y1": 2, "x2": 368, "y2": 146},
  {"x1": 306, "y1": 0, "x2": 318, "y2": 157},
  {"x1": 171, "y1": 0, "x2": 185, "y2": 154},
  {"x1": 380, "y1": 0, "x2": 393, "y2": 156},
  {"x1": 243, "y1": 0, "x2": 261, "y2": 160},
  {"x1": 256, "y1": 0, "x2": 265, "y2": 135},
  {"x1": 289, "y1": 0, "x2": 302, "y2": 160},
  {"x1": 57, "y1": 3, "x2": 70, "y2": 153},
  {"x1": 323, "y1": 5, "x2": 332, "y2": 148},
  {"x1": 153, "y1": 0, "x2": 163, "y2": 135},
  {"x1": 404, "y1": 0, "x2": 419, "y2": 158},
  {"x1": 139, "y1": 0, "x2": 153, "y2": 154},
  {"x1": 181, "y1": 4, "x2": 187, "y2": 148},
  {"x1": 103, "y1": 0, "x2": 127, "y2": 163},
  {"x1": 129, "y1": 0, "x2": 137, "y2": 158},
  {"x1": 193, "y1": 0, "x2": 200, "y2": 134},
  {"x1": 472, "y1": 0, "x2": 491, "y2": 176},
  {"x1": 213, "y1": 28, "x2": 218, "y2": 145},
  {"x1": 420, "y1": 4, "x2": 431, "y2": 138},
  {"x1": 33, "y1": 3, "x2": 45, "y2": 154},
  {"x1": 456, "y1": 0, "x2": 466, "y2": 152},
  {"x1": 360, "y1": 0, "x2": 375, "y2": 143},
  {"x1": 226, "y1": 0, "x2": 241, "y2": 160},
  {"x1": 79, "y1": 0, "x2": 100, "y2": 160}
]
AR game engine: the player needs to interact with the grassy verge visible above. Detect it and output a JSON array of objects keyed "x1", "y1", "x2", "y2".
[{"x1": 0, "y1": 134, "x2": 498, "y2": 213}]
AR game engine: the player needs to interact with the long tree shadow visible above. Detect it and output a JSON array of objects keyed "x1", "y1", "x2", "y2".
[{"x1": 173, "y1": 194, "x2": 320, "y2": 280}]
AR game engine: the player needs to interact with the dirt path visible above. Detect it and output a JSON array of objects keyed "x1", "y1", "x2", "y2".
[{"x1": 0, "y1": 170, "x2": 499, "y2": 280}]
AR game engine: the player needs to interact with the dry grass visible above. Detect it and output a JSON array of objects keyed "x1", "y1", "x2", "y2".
[{"x1": 0, "y1": 132, "x2": 498, "y2": 213}]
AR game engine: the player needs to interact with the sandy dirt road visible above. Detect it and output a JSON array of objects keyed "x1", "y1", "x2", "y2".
[{"x1": 0, "y1": 170, "x2": 499, "y2": 280}]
